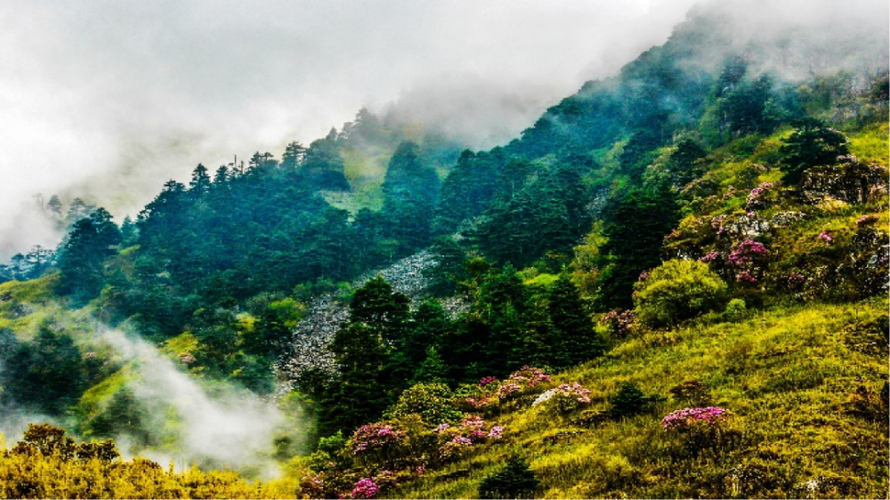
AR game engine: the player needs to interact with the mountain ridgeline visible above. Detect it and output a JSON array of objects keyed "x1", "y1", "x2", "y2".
[{"x1": 0, "y1": 2, "x2": 887, "y2": 498}]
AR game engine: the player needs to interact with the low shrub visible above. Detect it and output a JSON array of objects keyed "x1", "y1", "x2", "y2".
[
  {"x1": 634, "y1": 260, "x2": 728, "y2": 328},
  {"x1": 609, "y1": 382, "x2": 660, "y2": 418},
  {"x1": 478, "y1": 457, "x2": 540, "y2": 499}
]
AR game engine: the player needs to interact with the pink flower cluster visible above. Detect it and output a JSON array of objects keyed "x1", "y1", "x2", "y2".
[
  {"x1": 601, "y1": 310, "x2": 636, "y2": 338},
  {"x1": 351, "y1": 478, "x2": 379, "y2": 499},
  {"x1": 351, "y1": 424, "x2": 406, "y2": 455},
  {"x1": 494, "y1": 366, "x2": 551, "y2": 399},
  {"x1": 661, "y1": 407, "x2": 730, "y2": 430},
  {"x1": 736, "y1": 271, "x2": 757, "y2": 283},
  {"x1": 435, "y1": 415, "x2": 505, "y2": 458},
  {"x1": 728, "y1": 239, "x2": 770, "y2": 267},
  {"x1": 464, "y1": 396, "x2": 496, "y2": 409},
  {"x1": 554, "y1": 383, "x2": 592, "y2": 404},
  {"x1": 748, "y1": 182, "x2": 773, "y2": 204},
  {"x1": 699, "y1": 251, "x2": 721, "y2": 263},
  {"x1": 856, "y1": 214, "x2": 879, "y2": 226},
  {"x1": 818, "y1": 231, "x2": 833, "y2": 244},
  {"x1": 478, "y1": 376, "x2": 498, "y2": 387}
]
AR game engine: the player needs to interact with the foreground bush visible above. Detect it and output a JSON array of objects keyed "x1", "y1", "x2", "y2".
[
  {"x1": 634, "y1": 259, "x2": 728, "y2": 328},
  {"x1": 0, "y1": 424, "x2": 299, "y2": 499}
]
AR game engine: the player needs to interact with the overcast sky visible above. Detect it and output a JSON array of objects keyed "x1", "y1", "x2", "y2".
[{"x1": 0, "y1": 0, "x2": 886, "y2": 259}]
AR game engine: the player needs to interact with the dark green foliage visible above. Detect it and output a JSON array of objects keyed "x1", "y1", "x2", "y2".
[
  {"x1": 306, "y1": 431, "x2": 350, "y2": 473},
  {"x1": 619, "y1": 130, "x2": 662, "y2": 180},
  {"x1": 609, "y1": 382, "x2": 658, "y2": 418},
  {"x1": 871, "y1": 73, "x2": 890, "y2": 104},
  {"x1": 779, "y1": 118, "x2": 850, "y2": 185},
  {"x1": 705, "y1": 57, "x2": 784, "y2": 141},
  {"x1": 412, "y1": 346, "x2": 448, "y2": 384},
  {"x1": 393, "y1": 300, "x2": 450, "y2": 382},
  {"x1": 544, "y1": 274, "x2": 603, "y2": 368},
  {"x1": 382, "y1": 141, "x2": 441, "y2": 253},
  {"x1": 56, "y1": 208, "x2": 121, "y2": 303},
  {"x1": 478, "y1": 457, "x2": 541, "y2": 499},
  {"x1": 348, "y1": 275, "x2": 410, "y2": 343},
  {"x1": 595, "y1": 185, "x2": 680, "y2": 311},
  {"x1": 2, "y1": 327, "x2": 87, "y2": 415},
  {"x1": 299, "y1": 129, "x2": 350, "y2": 190},
  {"x1": 319, "y1": 276, "x2": 410, "y2": 435},
  {"x1": 321, "y1": 322, "x2": 394, "y2": 436},
  {"x1": 473, "y1": 165, "x2": 593, "y2": 269},
  {"x1": 665, "y1": 139, "x2": 707, "y2": 187},
  {"x1": 425, "y1": 236, "x2": 471, "y2": 295},
  {"x1": 434, "y1": 149, "x2": 505, "y2": 233}
]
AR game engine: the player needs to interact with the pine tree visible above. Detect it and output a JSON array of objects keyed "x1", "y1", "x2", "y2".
[{"x1": 547, "y1": 274, "x2": 602, "y2": 368}]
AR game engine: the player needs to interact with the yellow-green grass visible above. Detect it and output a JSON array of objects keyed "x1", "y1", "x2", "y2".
[
  {"x1": 392, "y1": 300, "x2": 889, "y2": 498},
  {"x1": 847, "y1": 122, "x2": 889, "y2": 166}
]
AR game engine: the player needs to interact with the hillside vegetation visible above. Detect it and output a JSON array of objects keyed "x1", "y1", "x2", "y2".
[{"x1": 0, "y1": 1, "x2": 886, "y2": 498}]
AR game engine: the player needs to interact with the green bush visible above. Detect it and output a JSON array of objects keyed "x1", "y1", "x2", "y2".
[
  {"x1": 384, "y1": 383, "x2": 463, "y2": 425},
  {"x1": 634, "y1": 259, "x2": 728, "y2": 328},
  {"x1": 478, "y1": 457, "x2": 540, "y2": 499},
  {"x1": 609, "y1": 382, "x2": 660, "y2": 418},
  {"x1": 724, "y1": 298, "x2": 747, "y2": 320}
]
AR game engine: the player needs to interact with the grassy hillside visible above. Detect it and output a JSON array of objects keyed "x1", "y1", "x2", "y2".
[{"x1": 393, "y1": 299, "x2": 888, "y2": 499}]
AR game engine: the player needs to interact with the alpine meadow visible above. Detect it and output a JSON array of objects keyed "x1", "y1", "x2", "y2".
[{"x1": 0, "y1": 0, "x2": 887, "y2": 498}]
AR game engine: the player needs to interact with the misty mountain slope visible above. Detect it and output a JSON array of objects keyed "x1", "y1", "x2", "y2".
[{"x1": 0, "y1": 0, "x2": 886, "y2": 497}]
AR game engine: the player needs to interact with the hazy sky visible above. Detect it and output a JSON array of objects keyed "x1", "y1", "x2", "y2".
[{"x1": 0, "y1": 0, "x2": 700, "y2": 258}]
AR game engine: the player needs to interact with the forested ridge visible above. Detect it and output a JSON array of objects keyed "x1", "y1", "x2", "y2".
[{"x1": 0, "y1": 2, "x2": 887, "y2": 498}]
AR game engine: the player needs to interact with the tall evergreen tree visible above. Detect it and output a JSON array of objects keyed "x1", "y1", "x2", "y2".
[
  {"x1": 595, "y1": 185, "x2": 679, "y2": 311},
  {"x1": 56, "y1": 208, "x2": 121, "y2": 303},
  {"x1": 546, "y1": 274, "x2": 602, "y2": 368}
]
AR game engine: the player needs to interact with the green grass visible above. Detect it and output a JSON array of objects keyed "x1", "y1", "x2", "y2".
[
  {"x1": 847, "y1": 122, "x2": 889, "y2": 166},
  {"x1": 391, "y1": 300, "x2": 889, "y2": 498}
]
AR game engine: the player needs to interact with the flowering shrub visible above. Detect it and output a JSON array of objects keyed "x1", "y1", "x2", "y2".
[
  {"x1": 351, "y1": 478, "x2": 379, "y2": 499},
  {"x1": 601, "y1": 310, "x2": 636, "y2": 338},
  {"x1": 493, "y1": 366, "x2": 551, "y2": 402},
  {"x1": 856, "y1": 214, "x2": 879, "y2": 226},
  {"x1": 699, "y1": 251, "x2": 721, "y2": 263},
  {"x1": 786, "y1": 272, "x2": 806, "y2": 289},
  {"x1": 727, "y1": 240, "x2": 770, "y2": 267},
  {"x1": 434, "y1": 415, "x2": 505, "y2": 460},
  {"x1": 533, "y1": 383, "x2": 592, "y2": 414},
  {"x1": 464, "y1": 396, "x2": 498, "y2": 410},
  {"x1": 662, "y1": 407, "x2": 736, "y2": 452},
  {"x1": 479, "y1": 376, "x2": 498, "y2": 387},
  {"x1": 662, "y1": 407, "x2": 730, "y2": 430},
  {"x1": 496, "y1": 382, "x2": 523, "y2": 399},
  {"x1": 735, "y1": 271, "x2": 757, "y2": 283},
  {"x1": 551, "y1": 383, "x2": 593, "y2": 414},
  {"x1": 745, "y1": 181, "x2": 774, "y2": 210},
  {"x1": 351, "y1": 423, "x2": 406, "y2": 455}
]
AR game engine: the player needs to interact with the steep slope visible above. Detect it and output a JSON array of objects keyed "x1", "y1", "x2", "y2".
[{"x1": 392, "y1": 300, "x2": 888, "y2": 498}]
